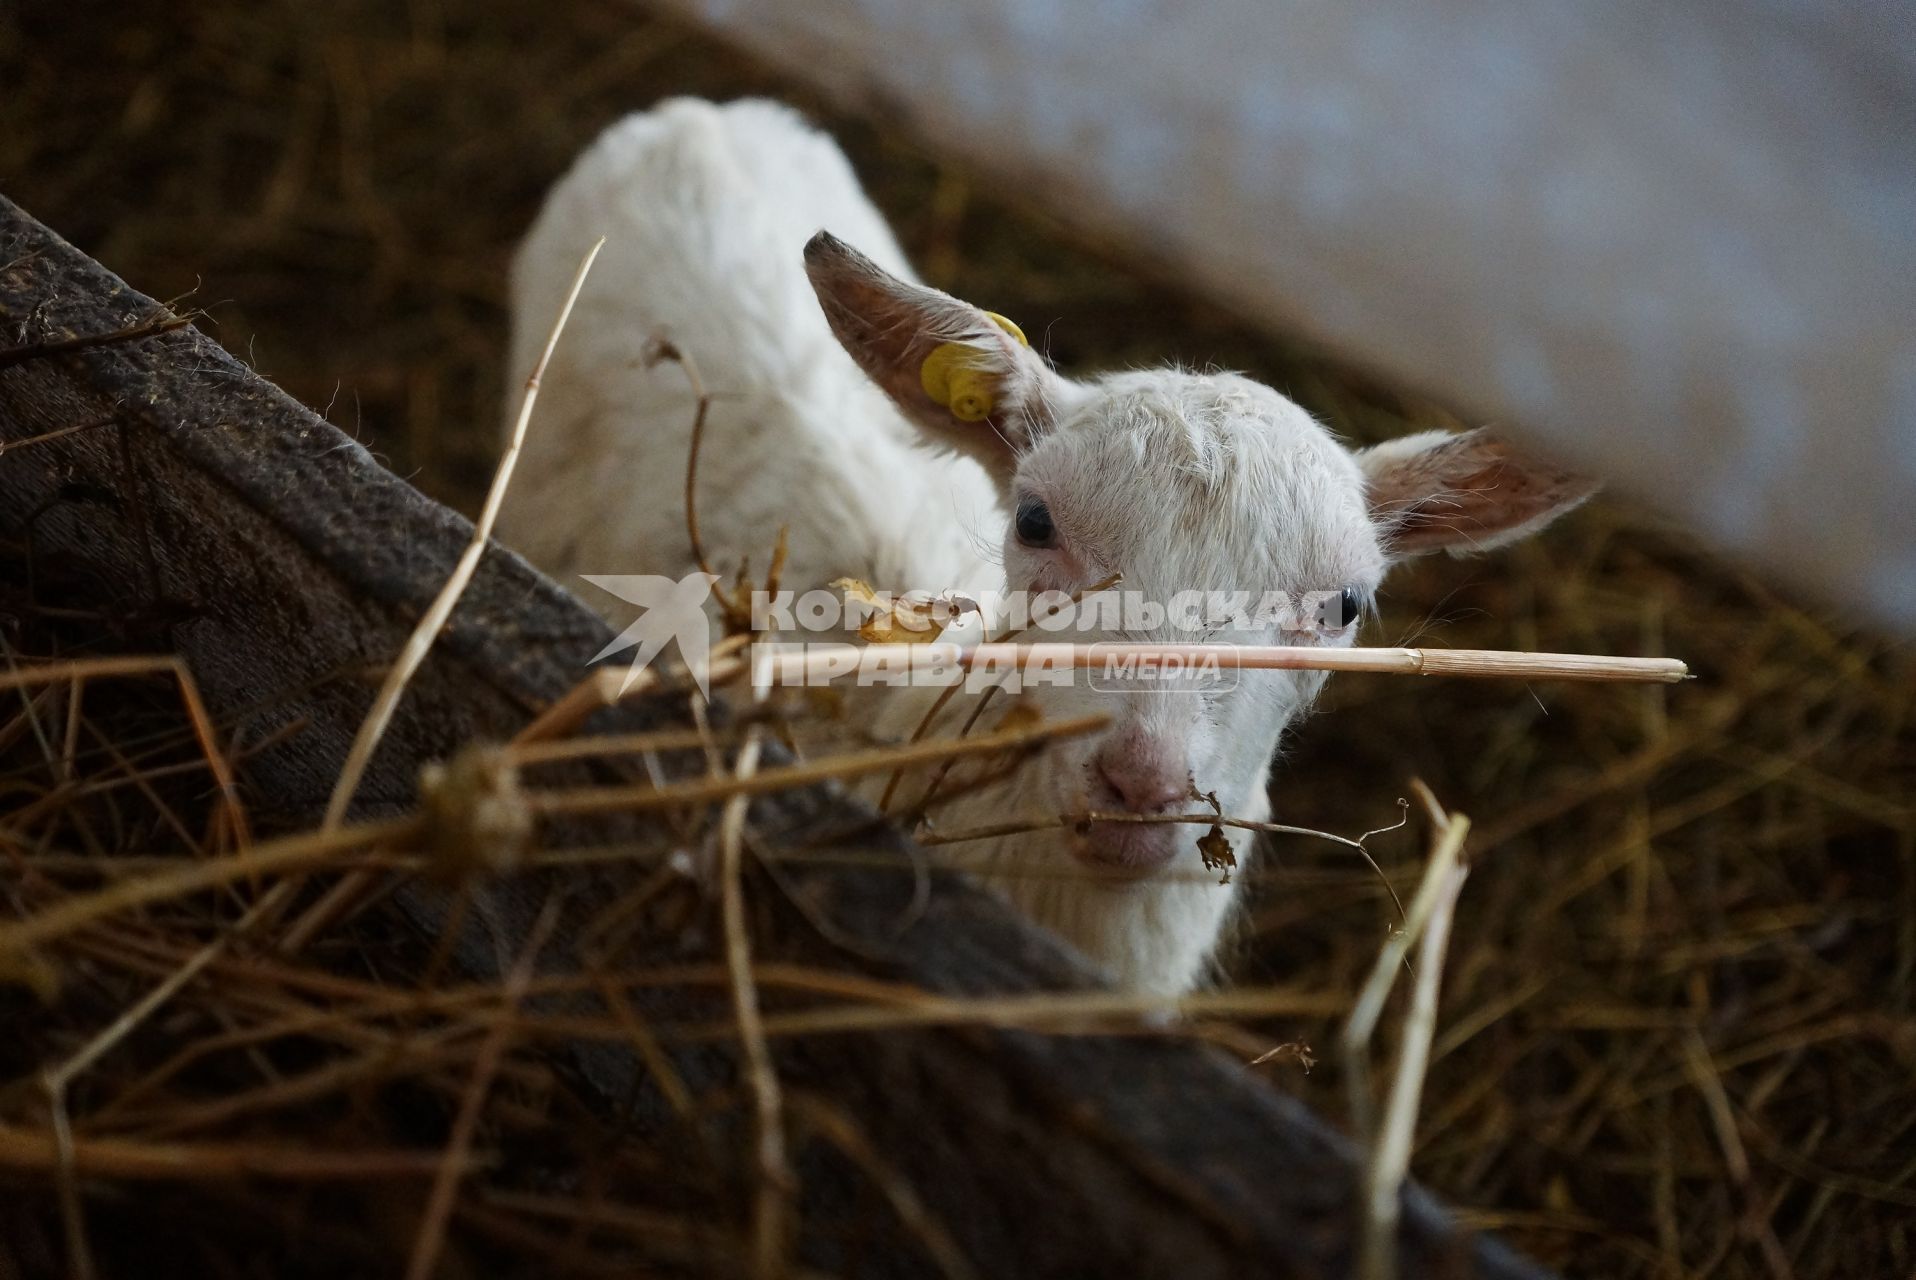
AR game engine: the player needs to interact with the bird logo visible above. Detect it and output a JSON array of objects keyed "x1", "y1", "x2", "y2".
[{"x1": 580, "y1": 572, "x2": 721, "y2": 697}]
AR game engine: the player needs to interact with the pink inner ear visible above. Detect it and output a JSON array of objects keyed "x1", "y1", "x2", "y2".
[{"x1": 1366, "y1": 430, "x2": 1597, "y2": 556}]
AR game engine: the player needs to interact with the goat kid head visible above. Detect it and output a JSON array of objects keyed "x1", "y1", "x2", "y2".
[{"x1": 805, "y1": 232, "x2": 1595, "y2": 994}]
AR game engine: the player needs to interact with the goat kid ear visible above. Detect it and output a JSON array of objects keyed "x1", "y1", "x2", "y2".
[
  {"x1": 1358, "y1": 427, "x2": 1598, "y2": 558},
  {"x1": 804, "y1": 231, "x2": 1068, "y2": 475}
]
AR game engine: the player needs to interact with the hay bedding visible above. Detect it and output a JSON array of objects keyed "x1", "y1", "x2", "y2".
[
  {"x1": 1, "y1": 199, "x2": 1536, "y2": 1280},
  {"x1": 1, "y1": 2, "x2": 1913, "y2": 1277}
]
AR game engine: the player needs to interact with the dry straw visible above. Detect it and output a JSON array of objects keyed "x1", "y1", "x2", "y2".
[
  {"x1": 759, "y1": 641, "x2": 1691, "y2": 686},
  {"x1": 0, "y1": 215, "x2": 1702, "y2": 1280}
]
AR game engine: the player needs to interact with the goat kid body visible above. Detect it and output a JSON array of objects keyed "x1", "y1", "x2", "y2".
[
  {"x1": 503, "y1": 100, "x2": 999, "y2": 604},
  {"x1": 504, "y1": 99, "x2": 1594, "y2": 995}
]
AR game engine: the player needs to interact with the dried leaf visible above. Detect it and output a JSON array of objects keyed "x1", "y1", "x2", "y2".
[
  {"x1": 833, "y1": 577, "x2": 978, "y2": 644},
  {"x1": 1197, "y1": 823, "x2": 1236, "y2": 883}
]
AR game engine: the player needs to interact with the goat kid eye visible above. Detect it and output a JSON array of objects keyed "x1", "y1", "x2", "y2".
[
  {"x1": 1014, "y1": 497, "x2": 1057, "y2": 549},
  {"x1": 1335, "y1": 586, "x2": 1363, "y2": 629}
]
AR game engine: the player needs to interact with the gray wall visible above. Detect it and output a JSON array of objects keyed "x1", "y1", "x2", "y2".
[{"x1": 661, "y1": 0, "x2": 1916, "y2": 630}]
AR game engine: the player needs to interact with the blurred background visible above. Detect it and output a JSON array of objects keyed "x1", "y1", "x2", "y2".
[{"x1": 3, "y1": 2, "x2": 1912, "y2": 1276}]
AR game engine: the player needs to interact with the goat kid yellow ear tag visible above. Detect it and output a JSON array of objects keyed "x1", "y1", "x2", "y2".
[{"x1": 919, "y1": 312, "x2": 1028, "y2": 422}]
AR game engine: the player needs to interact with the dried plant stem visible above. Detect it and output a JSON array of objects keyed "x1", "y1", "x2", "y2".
[
  {"x1": 719, "y1": 653, "x2": 792, "y2": 1279},
  {"x1": 923, "y1": 803, "x2": 1412, "y2": 920},
  {"x1": 278, "y1": 237, "x2": 604, "y2": 953},
  {"x1": 684, "y1": 984, "x2": 1349, "y2": 1041},
  {"x1": 472, "y1": 1189, "x2": 754, "y2": 1266},
  {"x1": 0, "y1": 1125, "x2": 470, "y2": 1180},
  {"x1": 530, "y1": 711, "x2": 1108, "y2": 819},
  {"x1": 512, "y1": 634, "x2": 752, "y2": 747},
  {"x1": 1365, "y1": 862, "x2": 1466, "y2": 1280},
  {"x1": 655, "y1": 338, "x2": 720, "y2": 585},
  {"x1": 0, "y1": 311, "x2": 196, "y2": 370},
  {"x1": 46, "y1": 1088, "x2": 93, "y2": 1280},
  {"x1": 1681, "y1": 1030, "x2": 1796, "y2": 1280},
  {"x1": 0, "y1": 655, "x2": 250, "y2": 850},
  {"x1": 0, "y1": 415, "x2": 116, "y2": 457},
  {"x1": 876, "y1": 572, "x2": 1123, "y2": 815},
  {"x1": 1344, "y1": 781, "x2": 1472, "y2": 1280},
  {"x1": 0, "y1": 819, "x2": 417, "y2": 958},
  {"x1": 321, "y1": 236, "x2": 604, "y2": 832},
  {"x1": 0, "y1": 654, "x2": 201, "y2": 693},
  {"x1": 919, "y1": 808, "x2": 1370, "y2": 852},
  {"x1": 40, "y1": 891, "x2": 289, "y2": 1108},
  {"x1": 514, "y1": 666, "x2": 648, "y2": 747},
  {"x1": 646, "y1": 334, "x2": 758, "y2": 629},
  {"x1": 404, "y1": 898, "x2": 558, "y2": 1280},
  {"x1": 380, "y1": 985, "x2": 1346, "y2": 1045},
  {"x1": 791, "y1": 1094, "x2": 980, "y2": 1280},
  {"x1": 762, "y1": 642, "x2": 1690, "y2": 685},
  {"x1": 917, "y1": 806, "x2": 1411, "y2": 918},
  {"x1": 506, "y1": 724, "x2": 740, "y2": 765}
]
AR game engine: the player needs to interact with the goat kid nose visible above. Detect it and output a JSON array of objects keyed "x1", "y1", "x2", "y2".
[{"x1": 1094, "y1": 746, "x2": 1190, "y2": 814}]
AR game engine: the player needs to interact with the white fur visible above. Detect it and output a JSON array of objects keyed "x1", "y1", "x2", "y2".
[
  {"x1": 502, "y1": 99, "x2": 1587, "y2": 996},
  {"x1": 502, "y1": 99, "x2": 999, "y2": 599}
]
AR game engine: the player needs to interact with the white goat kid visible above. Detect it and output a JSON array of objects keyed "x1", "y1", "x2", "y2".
[{"x1": 503, "y1": 99, "x2": 1594, "y2": 996}]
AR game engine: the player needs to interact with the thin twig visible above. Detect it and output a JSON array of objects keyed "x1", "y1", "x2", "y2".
[
  {"x1": 0, "y1": 1126, "x2": 473, "y2": 1180},
  {"x1": 0, "y1": 655, "x2": 251, "y2": 851},
  {"x1": 719, "y1": 649, "x2": 792, "y2": 1279},
  {"x1": 0, "y1": 819, "x2": 416, "y2": 958},
  {"x1": 918, "y1": 807, "x2": 1371, "y2": 852},
  {"x1": 322, "y1": 236, "x2": 604, "y2": 831},
  {"x1": 760, "y1": 642, "x2": 1690, "y2": 685},
  {"x1": 0, "y1": 416, "x2": 117, "y2": 457},
  {"x1": 875, "y1": 572, "x2": 1122, "y2": 816},
  {"x1": 511, "y1": 635, "x2": 752, "y2": 747},
  {"x1": 46, "y1": 1084, "x2": 94, "y2": 1280},
  {"x1": 404, "y1": 897, "x2": 559, "y2": 1280},
  {"x1": 681, "y1": 985, "x2": 1348, "y2": 1041},
  {"x1": 1364, "y1": 861, "x2": 1467, "y2": 1280},
  {"x1": 40, "y1": 892, "x2": 286, "y2": 1100},
  {"x1": 1344, "y1": 780, "x2": 1472, "y2": 1280},
  {"x1": 651, "y1": 337, "x2": 717, "y2": 584},
  {"x1": 917, "y1": 803, "x2": 1411, "y2": 921},
  {"x1": 0, "y1": 312, "x2": 197, "y2": 370},
  {"x1": 790, "y1": 1094, "x2": 981, "y2": 1280},
  {"x1": 529, "y1": 711, "x2": 1108, "y2": 819},
  {"x1": 647, "y1": 335, "x2": 753, "y2": 629},
  {"x1": 277, "y1": 237, "x2": 604, "y2": 952}
]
